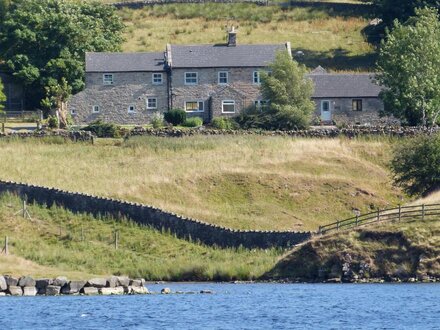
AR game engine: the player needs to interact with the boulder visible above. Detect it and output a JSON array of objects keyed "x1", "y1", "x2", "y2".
[
  {"x1": 161, "y1": 287, "x2": 171, "y2": 294},
  {"x1": 0, "y1": 276, "x2": 7, "y2": 291},
  {"x1": 128, "y1": 286, "x2": 149, "y2": 295},
  {"x1": 99, "y1": 286, "x2": 124, "y2": 295},
  {"x1": 106, "y1": 276, "x2": 118, "y2": 288},
  {"x1": 117, "y1": 276, "x2": 130, "y2": 287},
  {"x1": 46, "y1": 285, "x2": 61, "y2": 296},
  {"x1": 61, "y1": 280, "x2": 87, "y2": 294},
  {"x1": 36, "y1": 279, "x2": 52, "y2": 295},
  {"x1": 52, "y1": 276, "x2": 68, "y2": 287},
  {"x1": 18, "y1": 276, "x2": 36, "y2": 287},
  {"x1": 5, "y1": 276, "x2": 19, "y2": 287},
  {"x1": 8, "y1": 286, "x2": 23, "y2": 296},
  {"x1": 0, "y1": 292, "x2": 6, "y2": 296},
  {"x1": 81, "y1": 287, "x2": 99, "y2": 295},
  {"x1": 129, "y1": 279, "x2": 142, "y2": 287},
  {"x1": 87, "y1": 278, "x2": 107, "y2": 288},
  {"x1": 23, "y1": 287, "x2": 37, "y2": 296}
]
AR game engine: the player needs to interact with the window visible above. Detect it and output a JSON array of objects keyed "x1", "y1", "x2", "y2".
[
  {"x1": 321, "y1": 100, "x2": 330, "y2": 111},
  {"x1": 185, "y1": 72, "x2": 198, "y2": 85},
  {"x1": 254, "y1": 100, "x2": 269, "y2": 110},
  {"x1": 103, "y1": 74, "x2": 114, "y2": 85},
  {"x1": 352, "y1": 99, "x2": 363, "y2": 111},
  {"x1": 218, "y1": 71, "x2": 229, "y2": 85},
  {"x1": 185, "y1": 101, "x2": 204, "y2": 112},
  {"x1": 253, "y1": 71, "x2": 260, "y2": 84},
  {"x1": 222, "y1": 100, "x2": 235, "y2": 113},
  {"x1": 70, "y1": 108, "x2": 76, "y2": 115},
  {"x1": 92, "y1": 105, "x2": 100, "y2": 113},
  {"x1": 147, "y1": 98, "x2": 157, "y2": 109},
  {"x1": 152, "y1": 73, "x2": 163, "y2": 85},
  {"x1": 128, "y1": 105, "x2": 136, "y2": 113}
]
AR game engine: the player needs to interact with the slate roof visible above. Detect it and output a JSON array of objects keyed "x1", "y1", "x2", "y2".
[
  {"x1": 169, "y1": 44, "x2": 286, "y2": 68},
  {"x1": 85, "y1": 52, "x2": 165, "y2": 72},
  {"x1": 309, "y1": 73, "x2": 382, "y2": 98}
]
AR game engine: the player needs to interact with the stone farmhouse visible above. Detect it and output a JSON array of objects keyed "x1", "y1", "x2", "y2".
[{"x1": 69, "y1": 29, "x2": 388, "y2": 126}]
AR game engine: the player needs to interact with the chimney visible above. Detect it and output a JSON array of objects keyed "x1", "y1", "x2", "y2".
[{"x1": 227, "y1": 26, "x2": 237, "y2": 47}]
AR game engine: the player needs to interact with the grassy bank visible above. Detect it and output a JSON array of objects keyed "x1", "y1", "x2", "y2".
[
  {"x1": 267, "y1": 219, "x2": 440, "y2": 281},
  {"x1": 0, "y1": 136, "x2": 403, "y2": 231},
  {"x1": 0, "y1": 193, "x2": 281, "y2": 280}
]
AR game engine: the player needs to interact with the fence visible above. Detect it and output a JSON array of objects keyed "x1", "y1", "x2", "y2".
[
  {"x1": 318, "y1": 203, "x2": 440, "y2": 235},
  {"x1": 1, "y1": 111, "x2": 43, "y2": 122}
]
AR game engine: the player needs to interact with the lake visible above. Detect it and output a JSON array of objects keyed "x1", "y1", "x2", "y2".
[{"x1": 0, "y1": 283, "x2": 439, "y2": 329}]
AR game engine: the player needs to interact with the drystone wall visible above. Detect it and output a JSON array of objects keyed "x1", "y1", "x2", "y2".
[
  {"x1": 0, "y1": 130, "x2": 94, "y2": 142},
  {"x1": 0, "y1": 181, "x2": 311, "y2": 249},
  {"x1": 112, "y1": 0, "x2": 268, "y2": 9}
]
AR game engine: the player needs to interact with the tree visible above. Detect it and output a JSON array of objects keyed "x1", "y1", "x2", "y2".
[
  {"x1": 376, "y1": 8, "x2": 440, "y2": 127},
  {"x1": 41, "y1": 78, "x2": 72, "y2": 128},
  {"x1": 391, "y1": 133, "x2": 440, "y2": 196},
  {"x1": 0, "y1": 77, "x2": 6, "y2": 113},
  {"x1": 0, "y1": 0, "x2": 124, "y2": 108}
]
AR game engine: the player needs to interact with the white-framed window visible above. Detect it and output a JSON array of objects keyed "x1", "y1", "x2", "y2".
[
  {"x1": 218, "y1": 71, "x2": 229, "y2": 85},
  {"x1": 103, "y1": 74, "x2": 114, "y2": 85},
  {"x1": 152, "y1": 73, "x2": 163, "y2": 85},
  {"x1": 185, "y1": 100, "x2": 204, "y2": 112},
  {"x1": 185, "y1": 72, "x2": 198, "y2": 85},
  {"x1": 352, "y1": 99, "x2": 363, "y2": 111},
  {"x1": 128, "y1": 105, "x2": 136, "y2": 113},
  {"x1": 70, "y1": 108, "x2": 76, "y2": 115},
  {"x1": 147, "y1": 98, "x2": 157, "y2": 109},
  {"x1": 222, "y1": 100, "x2": 235, "y2": 113},
  {"x1": 92, "y1": 105, "x2": 100, "y2": 113},
  {"x1": 254, "y1": 100, "x2": 269, "y2": 110},
  {"x1": 253, "y1": 71, "x2": 260, "y2": 84}
]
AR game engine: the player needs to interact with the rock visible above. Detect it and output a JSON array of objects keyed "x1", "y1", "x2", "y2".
[
  {"x1": 127, "y1": 286, "x2": 148, "y2": 295},
  {"x1": 117, "y1": 276, "x2": 130, "y2": 287},
  {"x1": 408, "y1": 277, "x2": 417, "y2": 283},
  {"x1": 46, "y1": 285, "x2": 61, "y2": 296},
  {"x1": 87, "y1": 278, "x2": 107, "y2": 288},
  {"x1": 52, "y1": 276, "x2": 68, "y2": 287},
  {"x1": 36, "y1": 279, "x2": 52, "y2": 295},
  {"x1": 18, "y1": 276, "x2": 36, "y2": 287},
  {"x1": 8, "y1": 286, "x2": 23, "y2": 296},
  {"x1": 200, "y1": 290, "x2": 213, "y2": 294},
  {"x1": 0, "y1": 292, "x2": 6, "y2": 296},
  {"x1": 61, "y1": 280, "x2": 87, "y2": 294},
  {"x1": 161, "y1": 287, "x2": 171, "y2": 294},
  {"x1": 5, "y1": 276, "x2": 19, "y2": 287},
  {"x1": 0, "y1": 276, "x2": 7, "y2": 291},
  {"x1": 23, "y1": 287, "x2": 37, "y2": 296},
  {"x1": 81, "y1": 287, "x2": 99, "y2": 295},
  {"x1": 129, "y1": 279, "x2": 142, "y2": 287},
  {"x1": 99, "y1": 286, "x2": 124, "y2": 295},
  {"x1": 325, "y1": 278, "x2": 342, "y2": 283},
  {"x1": 106, "y1": 276, "x2": 118, "y2": 288}
]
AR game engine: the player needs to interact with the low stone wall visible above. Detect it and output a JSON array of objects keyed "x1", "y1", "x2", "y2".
[
  {"x1": 0, "y1": 130, "x2": 94, "y2": 142},
  {"x1": 0, "y1": 180, "x2": 311, "y2": 249},
  {"x1": 112, "y1": 0, "x2": 268, "y2": 9},
  {"x1": 128, "y1": 126, "x2": 440, "y2": 139}
]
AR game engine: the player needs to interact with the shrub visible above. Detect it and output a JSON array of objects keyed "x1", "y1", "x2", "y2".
[
  {"x1": 164, "y1": 109, "x2": 186, "y2": 126},
  {"x1": 211, "y1": 117, "x2": 238, "y2": 130},
  {"x1": 391, "y1": 133, "x2": 440, "y2": 196},
  {"x1": 47, "y1": 115, "x2": 58, "y2": 129},
  {"x1": 183, "y1": 117, "x2": 203, "y2": 127},
  {"x1": 81, "y1": 120, "x2": 121, "y2": 138},
  {"x1": 151, "y1": 112, "x2": 164, "y2": 129}
]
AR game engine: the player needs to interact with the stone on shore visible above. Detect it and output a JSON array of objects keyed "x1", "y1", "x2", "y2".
[
  {"x1": 52, "y1": 276, "x2": 68, "y2": 287},
  {"x1": 0, "y1": 292, "x2": 6, "y2": 296},
  {"x1": 18, "y1": 276, "x2": 36, "y2": 287},
  {"x1": 117, "y1": 276, "x2": 130, "y2": 287},
  {"x1": 161, "y1": 288, "x2": 171, "y2": 294},
  {"x1": 46, "y1": 285, "x2": 61, "y2": 296},
  {"x1": 127, "y1": 286, "x2": 149, "y2": 295},
  {"x1": 87, "y1": 278, "x2": 107, "y2": 288},
  {"x1": 8, "y1": 286, "x2": 23, "y2": 296},
  {"x1": 106, "y1": 276, "x2": 118, "y2": 288},
  {"x1": 61, "y1": 280, "x2": 87, "y2": 294},
  {"x1": 23, "y1": 287, "x2": 37, "y2": 296},
  {"x1": 99, "y1": 286, "x2": 124, "y2": 295},
  {"x1": 81, "y1": 287, "x2": 99, "y2": 295},
  {"x1": 5, "y1": 276, "x2": 19, "y2": 287},
  {"x1": 36, "y1": 279, "x2": 52, "y2": 295},
  {"x1": 0, "y1": 276, "x2": 7, "y2": 291},
  {"x1": 129, "y1": 279, "x2": 142, "y2": 287}
]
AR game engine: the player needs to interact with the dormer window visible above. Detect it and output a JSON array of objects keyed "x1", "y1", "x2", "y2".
[
  {"x1": 152, "y1": 73, "x2": 163, "y2": 85},
  {"x1": 103, "y1": 74, "x2": 114, "y2": 85},
  {"x1": 185, "y1": 72, "x2": 198, "y2": 85},
  {"x1": 218, "y1": 71, "x2": 229, "y2": 85}
]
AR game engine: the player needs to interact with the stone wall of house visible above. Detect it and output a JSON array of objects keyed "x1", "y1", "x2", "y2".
[
  {"x1": 70, "y1": 71, "x2": 168, "y2": 125},
  {"x1": 0, "y1": 180, "x2": 311, "y2": 249},
  {"x1": 313, "y1": 97, "x2": 397, "y2": 125}
]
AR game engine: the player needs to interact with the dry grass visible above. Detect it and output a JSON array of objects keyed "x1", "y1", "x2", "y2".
[
  {"x1": 0, "y1": 136, "x2": 403, "y2": 231},
  {"x1": 411, "y1": 191, "x2": 440, "y2": 205}
]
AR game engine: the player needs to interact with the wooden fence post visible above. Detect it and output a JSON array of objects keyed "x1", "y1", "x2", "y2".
[
  {"x1": 114, "y1": 230, "x2": 119, "y2": 250},
  {"x1": 377, "y1": 208, "x2": 380, "y2": 222},
  {"x1": 318, "y1": 226, "x2": 322, "y2": 235},
  {"x1": 81, "y1": 226, "x2": 84, "y2": 241},
  {"x1": 3, "y1": 236, "x2": 8, "y2": 255},
  {"x1": 355, "y1": 215, "x2": 359, "y2": 226},
  {"x1": 22, "y1": 200, "x2": 26, "y2": 218},
  {"x1": 398, "y1": 205, "x2": 401, "y2": 222},
  {"x1": 422, "y1": 204, "x2": 425, "y2": 221},
  {"x1": 336, "y1": 221, "x2": 340, "y2": 231}
]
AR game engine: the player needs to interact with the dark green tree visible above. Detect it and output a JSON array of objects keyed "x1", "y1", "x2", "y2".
[
  {"x1": 391, "y1": 133, "x2": 440, "y2": 196},
  {"x1": 0, "y1": 0, "x2": 124, "y2": 108},
  {"x1": 376, "y1": 8, "x2": 440, "y2": 126}
]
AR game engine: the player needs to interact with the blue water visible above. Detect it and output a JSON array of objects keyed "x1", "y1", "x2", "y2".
[{"x1": 1, "y1": 283, "x2": 439, "y2": 329}]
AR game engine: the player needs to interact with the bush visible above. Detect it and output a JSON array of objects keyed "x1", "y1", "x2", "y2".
[
  {"x1": 164, "y1": 109, "x2": 186, "y2": 126},
  {"x1": 183, "y1": 117, "x2": 203, "y2": 127},
  {"x1": 47, "y1": 115, "x2": 58, "y2": 129},
  {"x1": 151, "y1": 112, "x2": 164, "y2": 129},
  {"x1": 391, "y1": 133, "x2": 440, "y2": 196},
  {"x1": 211, "y1": 117, "x2": 239, "y2": 130},
  {"x1": 81, "y1": 120, "x2": 121, "y2": 138}
]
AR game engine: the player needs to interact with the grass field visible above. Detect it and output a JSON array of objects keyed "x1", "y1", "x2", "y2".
[
  {"x1": 0, "y1": 193, "x2": 281, "y2": 280},
  {"x1": 0, "y1": 136, "x2": 403, "y2": 231}
]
